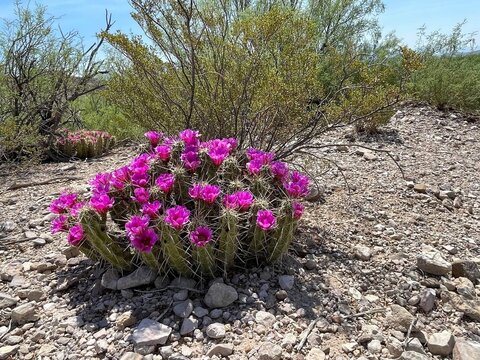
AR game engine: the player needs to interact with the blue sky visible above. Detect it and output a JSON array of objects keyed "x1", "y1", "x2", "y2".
[{"x1": 0, "y1": 0, "x2": 478, "y2": 49}]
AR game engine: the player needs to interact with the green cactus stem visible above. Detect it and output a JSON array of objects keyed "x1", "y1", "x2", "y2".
[
  {"x1": 250, "y1": 225, "x2": 267, "y2": 257},
  {"x1": 162, "y1": 227, "x2": 191, "y2": 276},
  {"x1": 78, "y1": 241, "x2": 102, "y2": 262},
  {"x1": 140, "y1": 247, "x2": 164, "y2": 272},
  {"x1": 218, "y1": 210, "x2": 239, "y2": 271},
  {"x1": 268, "y1": 215, "x2": 295, "y2": 263},
  {"x1": 192, "y1": 244, "x2": 215, "y2": 276}
]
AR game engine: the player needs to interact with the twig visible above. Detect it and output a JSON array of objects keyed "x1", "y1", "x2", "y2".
[
  {"x1": 296, "y1": 318, "x2": 319, "y2": 351},
  {"x1": 0, "y1": 319, "x2": 12, "y2": 340},
  {"x1": 8, "y1": 176, "x2": 82, "y2": 190},
  {"x1": 403, "y1": 315, "x2": 419, "y2": 350},
  {"x1": 343, "y1": 307, "x2": 386, "y2": 319},
  {"x1": 155, "y1": 300, "x2": 173, "y2": 321}
]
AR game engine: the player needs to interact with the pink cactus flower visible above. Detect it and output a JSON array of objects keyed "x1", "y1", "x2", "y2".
[
  {"x1": 154, "y1": 144, "x2": 172, "y2": 162},
  {"x1": 225, "y1": 138, "x2": 238, "y2": 151},
  {"x1": 235, "y1": 191, "x2": 254, "y2": 211},
  {"x1": 201, "y1": 185, "x2": 221, "y2": 204},
  {"x1": 90, "y1": 173, "x2": 112, "y2": 194},
  {"x1": 125, "y1": 215, "x2": 150, "y2": 237},
  {"x1": 223, "y1": 194, "x2": 238, "y2": 209},
  {"x1": 141, "y1": 201, "x2": 162, "y2": 219},
  {"x1": 133, "y1": 187, "x2": 150, "y2": 204},
  {"x1": 179, "y1": 129, "x2": 201, "y2": 146},
  {"x1": 181, "y1": 150, "x2": 201, "y2": 171},
  {"x1": 130, "y1": 228, "x2": 159, "y2": 253},
  {"x1": 256, "y1": 209, "x2": 276, "y2": 231},
  {"x1": 70, "y1": 201, "x2": 85, "y2": 217},
  {"x1": 283, "y1": 171, "x2": 310, "y2": 198},
  {"x1": 208, "y1": 139, "x2": 231, "y2": 166},
  {"x1": 51, "y1": 215, "x2": 68, "y2": 234},
  {"x1": 188, "y1": 183, "x2": 203, "y2": 200},
  {"x1": 67, "y1": 223, "x2": 84, "y2": 246},
  {"x1": 190, "y1": 226, "x2": 213, "y2": 247},
  {"x1": 144, "y1": 131, "x2": 163, "y2": 147},
  {"x1": 165, "y1": 205, "x2": 190, "y2": 231},
  {"x1": 49, "y1": 192, "x2": 78, "y2": 214},
  {"x1": 90, "y1": 193, "x2": 114, "y2": 214},
  {"x1": 271, "y1": 161, "x2": 289, "y2": 180},
  {"x1": 292, "y1": 201, "x2": 304, "y2": 220},
  {"x1": 111, "y1": 167, "x2": 130, "y2": 190},
  {"x1": 155, "y1": 173, "x2": 175, "y2": 193}
]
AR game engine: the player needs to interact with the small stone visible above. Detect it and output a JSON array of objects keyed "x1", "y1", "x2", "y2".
[
  {"x1": 443, "y1": 198, "x2": 454, "y2": 210},
  {"x1": 173, "y1": 300, "x2": 193, "y2": 318},
  {"x1": 26, "y1": 289, "x2": 45, "y2": 302},
  {"x1": 306, "y1": 348, "x2": 326, "y2": 360},
  {"x1": 204, "y1": 283, "x2": 238, "y2": 308},
  {"x1": 206, "y1": 343, "x2": 234, "y2": 357},
  {"x1": 368, "y1": 339, "x2": 382, "y2": 354},
  {"x1": 117, "y1": 267, "x2": 157, "y2": 290},
  {"x1": 427, "y1": 331, "x2": 455, "y2": 356},
  {"x1": 11, "y1": 302, "x2": 38, "y2": 324},
  {"x1": 275, "y1": 290, "x2": 288, "y2": 301},
  {"x1": 388, "y1": 304, "x2": 415, "y2": 332},
  {"x1": 387, "y1": 337, "x2": 404, "y2": 357},
  {"x1": 304, "y1": 259, "x2": 316, "y2": 270},
  {"x1": 405, "y1": 338, "x2": 426, "y2": 354},
  {"x1": 400, "y1": 351, "x2": 429, "y2": 360},
  {"x1": 0, "y1": 345, "x2": 19, "y2": 359},
  {"x1": 132, "y1": 319, "x2": 172, "y2": 346},
  {"x1": 342, "y1": 342, "x2": 358, "y2": 353},
  {"x1": 180, "y1": 316, "x2": 198, "y2": 335},
  {"x1": 206, "y1": 323, "x2": 226, "y2": 339},
  {"x1": 32, "y1": 238, "x2": 46, "y2": 247},
  {"x1": 419, "y1": 288, "x2": 436, "y2": 313},
  {"x1": 453, "y1": 338, "x2": 480, "y2": 360},
  {"x1": 281, "y1": 333, "x2": 297, "y2": 349},
  {"x1": 101, "y1": 269, "x2": 120, "y2": 290},
  {"x1": 154, "y1": 276, "x2": 170, "y2": 289},
  {"x1": 120, "y1": 352, "x2": 144, "y2": 360},
  {"x1": 37, "y1": 344, "x2": 56, "y2": 356},
  {"x1": 414, "y1": 184, "x2": 427, "y2": 193},
  {"x1": 455, "y1": 277, "x2": 475, "y2": 299},
  {"x1": 255, "y1": 311, "x2": 275, "y2": 327},
  {"x1": 417, "y1": 252, "x2": 451, "y2": 276},
  {"x1": 257, "y1": 342, "x2": 282, "y2": 360},
  {"x1": 454, "y1": 197, "x2": 463, "y2": 208},
  {"x1": 171, "y1": 277, "x2": 197, "y2": 288},
  {"x1": 441, "y1": 291, "x2": 480, "y2": 321},
  {"x1": 116, "y1": 311, "x2": 137, "y2": 329},
  {"x1": 278, "y1": 275, "x2": 294, "y2": 291},
  {"x1": 192, "y1": 306, "x2": 208, "y2": 317},
  {"x1": 452, "y1": 261, "x2": 480, "y2": 284},
  {"x1": 0, "y1": 292, "x2": 18, "y2": 309},
  {"x1": 95, "y1": 339, "x2": 108, "y2": 354},
  {"x1": 173, "y1": 289, "x2": 189, "y2": 301},
  {"x1": 355, "y1": 245, "x2": 371, "y2": 261},
  {"x1": 363, "y1": 151, "x2": 378, "y2": 161}
]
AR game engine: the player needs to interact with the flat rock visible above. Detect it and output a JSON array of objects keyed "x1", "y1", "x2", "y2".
[
  {"x1": 306, "y1": 348, "x2": 326, "y2": 360},
  {"x1": 206, "y1": 343, "x2": 234, "y2": 357},
  {"x1": 441, "y1": 291, "x2": 480, "y2": 321},
  {"x1": 453, "y1": 338, "x2": 480, "y2": 360},
  {"x1": 11, "y1": 302, "x2": 39, "y2": 324},
  {"x1": 255, "y1": 311, "x2": 276, "y2": 327},
  {"x1": 419, "y1": 288, "x2": 436, "y2": 313},
  {"x1": 257, "y1": 342, "x2": 282, "y2": 360},
  {"x1": 417, "y1": 252, "x2": 451, "y2": 276},
  {"x1": 117, "y1": 267, "x2": 157, "y2": 290},
  {"x1": 206, "y1": 323, "x2": 226, "y2": 339},
  {"x1": 405, "y1": 338, "x2": 426, "y2": 354},
  {"x1": 180, "y1": 316, "x2": 198, "y2": 335},
  {"x1": 387, "y1": 304, "x2": 416, "y2": 332},
  {"x1": 278, "y1": 275, "x2": 294, "y2": 290},
  {"x1": 413, "y1": 184, "x2": 427, "y2": 193},
  {"x1": 204, "y1": 283, "x2": 238, "y2": 308},
  {"x1": 120, "y1": 352, "x2": 144, "y2": 360},
  {"x1": 452, "y1": 261, "x2": 480, "y2": 284},
  {"x1": 116, "y1": 311, "x2": 137, "y2": 329},
  {"x1": 400, "y1": 351, "x2": 429, "y2": 360},
  {"x1": 427, "y1": 331, "x2": 455, "y2": 356},
  {"x1": 101, "y1": 268, "x2": 120, "y2": 290},
  {"x1": 132, "y1": 319, "x2": 172, "y2": 346},
  {"x1": 0, "y1": 345, "x2": 19, "y2": 360},
  {"x1": 0, "y1": 292, "x2": 18, "y2": 309}
]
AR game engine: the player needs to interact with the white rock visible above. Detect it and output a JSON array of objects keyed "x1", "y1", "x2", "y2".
[
  {"x1": 255, "y1": 311, "x2": 275, "y2": 327},
  {"x1": 206, "y1": 343, "x2": 234, "y2": 357},
  {"x1": 206, "y1": 323, "x2": 226, "y2": 339},
  {"x1": 11, "y1": 302, "x2": 38, "y2": 324},
  {"x1": 132, "y1": 319, "x2": 172, "y2": 346},
  {"x1": 417, "y1": 251, "x2": 451, "y2": 276},
  {"x1": 204, "y1": 283, "x2": 238, "y2": 308},
  {"x1": 427, "y1": 331, "x2": 455, "y2": 356},
  {"x1": 306, "y1": 348, "x2": 325, "y2": 360}
]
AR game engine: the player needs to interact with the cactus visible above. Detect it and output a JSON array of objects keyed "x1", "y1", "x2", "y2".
[
  {"x1": 49, "y1": 129, "x2": 310, "y2": 278},
  {"x1": 53, "y1": 129, "x2": 115, "y2": 159}
]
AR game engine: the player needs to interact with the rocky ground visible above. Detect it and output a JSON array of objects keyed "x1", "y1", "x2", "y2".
[{"x1": 0, "y1": 104, "x2": 479, "y2": 360}]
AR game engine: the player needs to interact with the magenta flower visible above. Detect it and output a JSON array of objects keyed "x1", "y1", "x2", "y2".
[
  {"x1": 131, "y1": 172, "x2": 150, "y2": 187},
  {"x1": 125, "y1": 215, "x2": 150, "y2": 237},
  {"x1": 181, "y1": 150, "x2": 201, "y2": 172},
  {"x1": 142, "y1": 201, "x2": 162, "y2": 219},
  {"x1": 201, "y1": 185, "x2": 221, "y2": 204},
  {"x1": 256, "y1": 209, "x2": 276, "y2": 231},
  {"x1": 188, "y1": 183, "x2": 203, "y2": 200},
  {"x1": 179, "y1": 129, "x2": 201, "y2": 146},
  {"x1": 292, "y1": 201, "x2": 304, "y2": 220},
  {"x1": 51, "y1": 215, "x2": 68, "y2": 234},
  {"x1": 90, "y1": 173, "x2": 112, "y2": 194},
  {"x1": 154, "y1": 144, "x2": 172, "y2": 162},
  {"x1": 111, "y1": 167, "x2": 130, "y2": 190},
  {"x1": 49, "y1": 192, "x2": 78, "y2": 214},
  {"x1": 190, "y1": 226, "x2": 213, "y2": 247},
  {"x1": 208, "y1": 139, "x2": 231, "y2": 166},
  {"x1": 235, "y1": 191, "x2": 254, "y2": 211},
  {"x1": 67, "y1": 223, "x2": 84, "y2": 246},
  {"x1": 246, "y1": 148, "x2": 274, "y2": 163},
  {"x1": 133, "y1": 187, "x2": 150, "y2": 204},
  {"x1": 130, "y1": 228, "x2": 159, "y2": 253},
  {"x1": 225, "y1": 138, "x2": 238, "y2": 151},
  {"x1": 283, "y1": 171, "x2": 310, "y2": 198},
  {"x1": 155, "y1": 173, "x2": 175, "y2": 193},
  {"x1": 70, "y1": 201, "x2": 85, "y2": 217},
  {"x1": 247, "y1": 159, "x2": 264, "y2": 175},
  {"x1": 271, "y1": 161, "x2": 289, "y2": 180},
  {"x1": 145, "y1": 131, "x2": 163, "y2": 147},
  {"x1": 165, "y1": 205, "x2": 190, "y2": 231},
  {"x1": 90, "y1": 193, "x2": 114, "y2": 214},
  {"x1": 223, "y1": 194, "x2": 238, "y2": 209}
]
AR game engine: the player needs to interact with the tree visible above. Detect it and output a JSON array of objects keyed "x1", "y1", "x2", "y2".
[{"x1": 0, "y1": 1, "x2": 111, "y2": 161}]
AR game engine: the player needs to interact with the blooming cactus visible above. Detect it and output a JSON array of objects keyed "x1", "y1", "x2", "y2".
[
  {"x1": 53, "y1": 129, "x2": 115, "y2": 159},
  {"x1": 49, "y1": 129, "x2": 311, "y2": 278}
]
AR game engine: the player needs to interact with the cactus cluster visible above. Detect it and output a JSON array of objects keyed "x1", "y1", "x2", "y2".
[
  {"x1": 49, "y1": 130, "x2": 310, "y2": 278},
  {"x1": 53, "y1": 129, "x2": 115, "y2": 159}
]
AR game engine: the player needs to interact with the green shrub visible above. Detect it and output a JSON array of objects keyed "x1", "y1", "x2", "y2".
[{"x1": 49, "y1": 130, "x2": 310, "y2": 277}]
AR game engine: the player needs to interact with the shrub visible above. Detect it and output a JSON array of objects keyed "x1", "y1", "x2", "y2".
[
  {"x1": 49, "y1": 129, "x2": 309, "y2": 277},
  {"x1": 52, "y1": 129, "x2": 115, "y2": 159}
]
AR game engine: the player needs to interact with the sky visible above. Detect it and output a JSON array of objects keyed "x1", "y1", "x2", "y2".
[{"x1": 0, "y1": 0, "x2": 478, "y2": 50}]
